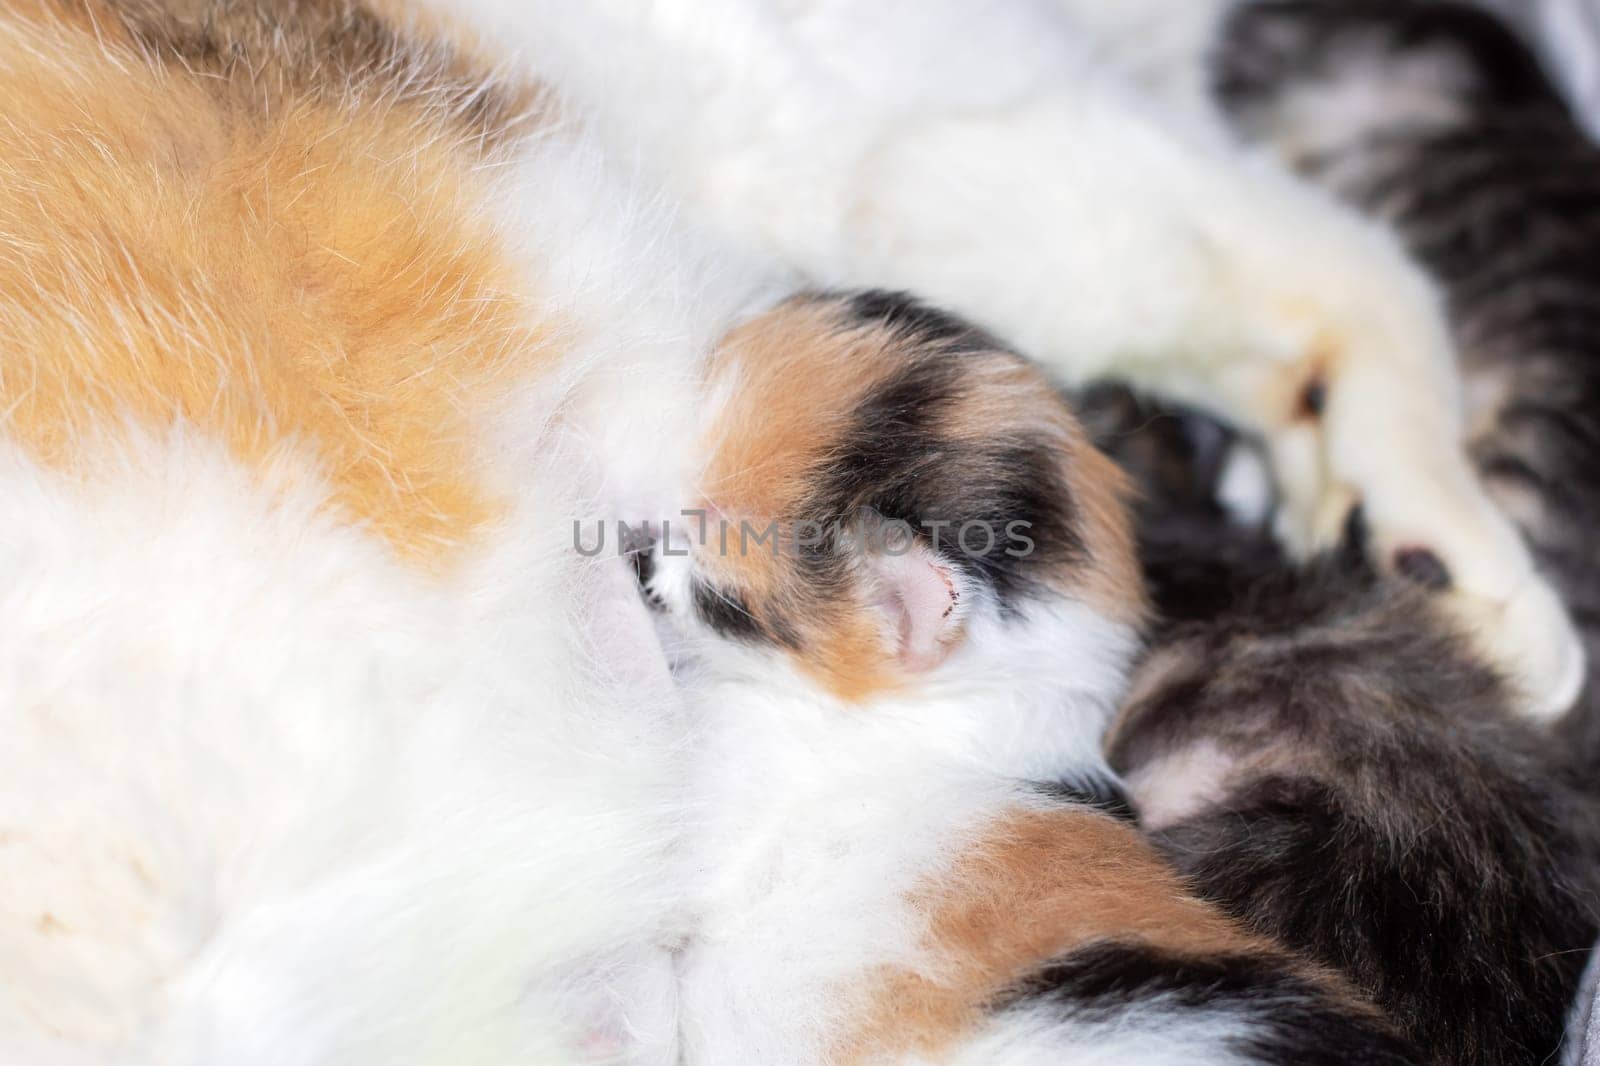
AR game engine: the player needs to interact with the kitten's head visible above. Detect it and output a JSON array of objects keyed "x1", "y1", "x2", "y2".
[{"x1": 636, "y1": 291, "x2": 1147, "y2": 704}]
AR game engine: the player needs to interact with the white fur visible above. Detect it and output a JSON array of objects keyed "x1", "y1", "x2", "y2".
[
  {"x1": 1121, "y1": 739, "x2": 1246, "y2": 833},
  {"x1": 1480, "y1": 0, "x2": 1600, "y2": 139},
  {"x1": 947, "y1": 1004, "x2": 1261, "y2": 1066},
  {"x1": 0, "y1": 429, "x2": 680, "y2": 1066},
  {"x1": 427, "y1": 0, "x2": 1583, "y2": 717},
  {"x1": 1216, "y1": 440, "x2": 1276, "y2": 528},
  {"x1": 5, "y1": 2, "x2": 1582, "y2": 1064},
  {"x1": 0, "y1": 122, "x2": 753, "y2": 1065},
  {"x1": 666, "y1": 598, "x2": 1143, "y2": 1063}
]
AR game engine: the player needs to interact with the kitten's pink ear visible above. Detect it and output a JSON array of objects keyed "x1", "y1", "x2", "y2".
[{"x1": 867, "y1": 542, "x2": 970, "y2": 673}]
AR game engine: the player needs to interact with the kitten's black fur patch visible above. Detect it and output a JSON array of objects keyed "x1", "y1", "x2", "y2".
[
  {"x1": 1002, "y1": 942, "x2": 1417, "y2": 1065},
  {"x1": 1033, "y1": 774, "x2": 1136, "y2": 824},
  {"x1": 1074, "y1": 383, "x2": 1293, "y2": 620},
  {"x1": 842, "y1": 289, "x2": 993, "y2": 352},
  {"x1": 800, "y1": 292, "x2": 1086, "y2": 607}
]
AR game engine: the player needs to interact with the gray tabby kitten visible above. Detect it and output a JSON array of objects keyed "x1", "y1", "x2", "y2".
[
  {"x1": 1220, "y1": 0, "x2": 1600, "y2": 762},
  {"x1": 1090, "y1": 3, "x2": 1600, "y2": 1063}
]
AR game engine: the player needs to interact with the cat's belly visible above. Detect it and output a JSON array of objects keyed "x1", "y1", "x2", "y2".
[{"x1": 0, "y1": 429, "x2": 689, "y2": 1065}]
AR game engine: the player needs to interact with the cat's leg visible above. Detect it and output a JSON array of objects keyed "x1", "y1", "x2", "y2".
[
  {"x1": 823, "y1": 88, "x2": 1579, "y2": 694},
  {"x1": 690, "y1": 23, "x2": 1583, "y2": 718},
  {"x1": 429, "y1": 0, "x2": 1582, "y2": 715}
]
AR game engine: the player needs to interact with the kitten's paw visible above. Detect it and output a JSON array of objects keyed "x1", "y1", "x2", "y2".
[{"x1": 1260, "y1": 314, "x2": 1584, "y2": 720}]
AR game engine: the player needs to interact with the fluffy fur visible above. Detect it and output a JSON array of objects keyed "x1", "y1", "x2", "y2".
[
  {"x1": 1219, "y1": 0, "x2": 1600, "y2": 775},
  {"x1": 0, "y1": 3, "x2": 716, "y2": 1062},
  {"x1": 1083, "y1": 6, "x2": 1600, "y2": 1062},
  {"x1": 1097, "y1": 509, "x2": 1600, "y2": 1065},
  {"x1": 1091, "y1": 437, "x2": 1600, "y2": 1063},
  {"x1": 0, "y1": 1, "x2": 1569, "y2": 1063},
  {"x1": 638, "y1": 293, "x2": 1407, "y2": 1065},
  {"x1": 417, "y1": 0, "x2": 1583, "y2": 717}
]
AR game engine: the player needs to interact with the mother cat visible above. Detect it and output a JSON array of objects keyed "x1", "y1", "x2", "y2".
[{"x1": 0, "y1": 1, "x2": 1564, "y2": 1063}]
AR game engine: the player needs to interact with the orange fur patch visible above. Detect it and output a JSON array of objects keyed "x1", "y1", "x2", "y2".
[
  {"x1": 1066, "y1": 440, "x2": 1148, "y2": 624},
  {"x1": 703, "y1": 300, "x2": 904, "y2": 541},
  {"x1": 0, "y1": 1, "x2": 550, "y2": 561},
  {"x1": 700, "y1": 300, "x2": 911, "y2": 698},
  {"x1": 843, "y1": 806, "x2": 1278, "y2": 1061}
]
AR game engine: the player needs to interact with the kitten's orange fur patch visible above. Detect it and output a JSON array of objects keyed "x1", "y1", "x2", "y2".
[
  {"x1": 843, "y1": 806, "x2": 1278, "y2": 1061},
  {"x1": 1067, "y1": 441, "x2": 1147, "y2": 623},
  {"x1": 703, "y1": 300, "x2": 902, "y2": 542},
  {"x1": 0, "y1": 1, "x2": 549, "y2": 562},
  {"x1": 701, "y1": 300, "x2": 909, "y2": 698}
]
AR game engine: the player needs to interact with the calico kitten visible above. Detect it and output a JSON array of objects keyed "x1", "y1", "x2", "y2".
[
  {"x1": 637, "y1": 291, "x2": 1415, "y2": 1065},
  {"x1": 1090, "y1": 5, "x2": 1600, "y2": 1062}
]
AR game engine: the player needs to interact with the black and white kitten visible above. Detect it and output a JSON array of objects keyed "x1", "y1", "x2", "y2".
[{"x1": 1088, "y1": 4, "x2": 1600, "y2": 1063}]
